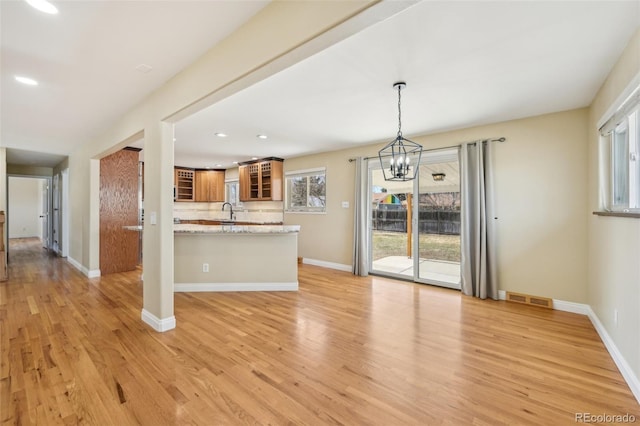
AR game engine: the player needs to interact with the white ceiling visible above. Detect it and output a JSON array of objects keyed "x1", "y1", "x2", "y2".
[
  {"x1": 1, "y1": 1, "x2": 639, "y2": 169},
  {"x1": 1, "y1": 0, "x2": 269, "y2": 167},
  {"x1": 174, "y1": 0, "x2": 640, "y2": 169}
]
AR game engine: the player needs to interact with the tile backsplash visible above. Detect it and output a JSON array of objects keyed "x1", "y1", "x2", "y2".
[{"x1": 173, "y1": 201, "x2": 284, "y2": 223}]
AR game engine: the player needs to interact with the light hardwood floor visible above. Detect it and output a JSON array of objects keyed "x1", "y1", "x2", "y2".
[{"x1": 1, "y1": 238, "x2": 638, "y2": 425}]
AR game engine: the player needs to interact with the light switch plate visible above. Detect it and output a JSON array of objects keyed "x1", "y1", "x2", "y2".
[
  {"x1": 149, "y1": 211, "x2": 157, "y2": 225},
  {"x1": 341, "y1": 201, "x2": 349, "y2": 208}
]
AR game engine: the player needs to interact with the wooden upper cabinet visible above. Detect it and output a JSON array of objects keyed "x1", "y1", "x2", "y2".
[
  {"x1": 239, "y1": 158, "x2": 283, "y2": 201},
  {"x1": 174, "y1": 168, "x2": 195, "y2": 202},
  {"x1": 239, "y1": 165, "x2": 251, "y2": 202},
  {"x1": 194, "y1": 170, "x2": 225, "y2": 202}
]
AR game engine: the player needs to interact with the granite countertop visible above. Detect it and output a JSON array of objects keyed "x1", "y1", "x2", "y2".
[
  {"x1": 177, "y1": 219, "x2": 283, "y2": 225},
  {"x1": 174, "y1": 224, "x2": 300, "y2": 234},
  {"x1": 123, "y1": 223, "x2": 296, "y2": 234}
]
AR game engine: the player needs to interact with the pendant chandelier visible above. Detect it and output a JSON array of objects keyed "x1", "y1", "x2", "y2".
[{"x1": 378, "y1": 82, "x2": 423, "y2": 181}]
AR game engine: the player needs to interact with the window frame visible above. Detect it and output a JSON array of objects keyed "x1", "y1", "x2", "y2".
[
  {"x1": 597, "y1": 76, "x2": 640, "y2": 216},
  {"x1": 224, "y1": 179, "x2": 242, "y2": 208},
  {"x1": 602, "y1": 104, "x2": 640, "y2": 213},
  {"x1": 284, "y1": 167, "x2": 327, "y2": 214}
]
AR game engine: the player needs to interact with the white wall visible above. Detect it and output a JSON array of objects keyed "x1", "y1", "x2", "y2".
[
  {"x1": 284, "y1": 108, "x2": 589, "y2": 303},
  {"x1": 587, "y1": 29, "x2": 640, "y2": 391},
  {"x1": 8, "y1": 177, "x2": 43, "y2": 239}
]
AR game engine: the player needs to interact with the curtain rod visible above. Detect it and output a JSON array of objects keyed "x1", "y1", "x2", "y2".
[{"x1": 347, "y1": 137, "x2": 506, "y2": 162}]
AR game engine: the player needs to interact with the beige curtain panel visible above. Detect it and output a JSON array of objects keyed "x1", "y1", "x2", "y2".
[{"x1": 460, "y1": 141, "x2": 498, "y2": 300}]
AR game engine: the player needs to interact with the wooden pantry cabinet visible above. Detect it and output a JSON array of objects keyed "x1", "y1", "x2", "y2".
[
  {"x1": 194, "y1": 170, "x2": 225, "y2": 202},
  {"x1": 239, "y1": 158, "x2": 283, "y2": 201}
]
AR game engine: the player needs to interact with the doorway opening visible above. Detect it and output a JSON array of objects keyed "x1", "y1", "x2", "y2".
[{"x1": 7, "y1": 176, "x2": 53, "y2": 251}]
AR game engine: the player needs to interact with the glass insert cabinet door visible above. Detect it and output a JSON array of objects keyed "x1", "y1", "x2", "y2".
[{"x1": 369, "y1": 148, "x2": 461, "y2": 289}]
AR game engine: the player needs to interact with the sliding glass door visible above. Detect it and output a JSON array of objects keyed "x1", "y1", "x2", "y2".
[
  {"x1": 414, "y1": 149, "x2": 461, "y2": 289},
  {"x1": 369, "y1": 148, "x2": 461, "y2": 289},
  {"x1": 370, "y1": 167, "x2": 412, "y2": 277}
]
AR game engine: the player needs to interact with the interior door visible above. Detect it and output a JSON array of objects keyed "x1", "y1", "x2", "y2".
[
  {"x1": 52, "y1": 174, "x2": 60, "y2": 253},
  {"x1": 40, "y1": 179, "x2": 50, "y2": 249}
]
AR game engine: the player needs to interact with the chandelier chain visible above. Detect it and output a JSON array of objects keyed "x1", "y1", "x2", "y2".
[{"x1": 397, "y1": 85, "x2": 402, "y2": 138}]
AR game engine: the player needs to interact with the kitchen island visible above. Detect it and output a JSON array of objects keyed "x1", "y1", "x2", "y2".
[{"x1": 173, "y1": 224, "x2": 300, "y2": 292}]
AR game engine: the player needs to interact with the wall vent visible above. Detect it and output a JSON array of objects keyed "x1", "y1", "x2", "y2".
[{"x1": 505, "y1": 291, "x2": 553, "y2": 309}]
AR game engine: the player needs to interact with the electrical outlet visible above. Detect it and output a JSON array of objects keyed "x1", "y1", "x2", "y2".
[
  {"x1": 202, "y1": 263, "x2": 209, "y2": 273},
  {"x1": 614, "y1": 309, "x2": 618, "y2": 327}
]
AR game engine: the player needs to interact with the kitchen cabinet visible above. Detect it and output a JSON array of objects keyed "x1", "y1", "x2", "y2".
[
  {"x1": 239, "y1": 158, "x2": 283, "y2": 201},
  {"x1": 195, "y1": 170, "x2": 225, "y2": 202},
  {"x1": 0, "y1": 212, "x2": 5, "y2": 281},
  {"x1": 174, "y1": 167, "x2": 195, "y2": 201}
]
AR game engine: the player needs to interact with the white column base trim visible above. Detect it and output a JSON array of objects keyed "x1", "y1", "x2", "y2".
[
  {"x1": 586, "y1": 306, "x2": 640, "y2": 404},
  {"x1": 497, "y1": 290, "x2": 639, "y2": 404},
  {"x1": 67, "y1": 256, "x2": 83, "y2": 272},
  {"x1": 174, "y1": 282, "x2": 298, "y2": 292},
  {"x1": 67, "y1": 256, "x2": 101, "y2": 278},
  {"x1": 302, "y1": 258, "x2": 351, "y2": 272},
  {"x1": 141, "y1": 309, "x2": 176, "y2": 332}
]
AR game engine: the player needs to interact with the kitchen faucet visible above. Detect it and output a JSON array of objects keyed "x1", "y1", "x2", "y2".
[{"x1": 222, "y1": 202, "x2": 234, "y2": 221}]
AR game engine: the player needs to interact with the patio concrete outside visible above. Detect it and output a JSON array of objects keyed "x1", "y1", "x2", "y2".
[{"x1": 372, "y1": 256, "x2": 461, "y2": 287}]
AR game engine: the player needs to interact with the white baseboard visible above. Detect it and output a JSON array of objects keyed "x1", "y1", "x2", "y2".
[
  {"x1": 550, "y1": 299, "x2": 589, "y2": 315},
  {"x1": 174, "y1": 282, "x2": 298, "y2": 292},
  {"x1": 141, "y1": 309, "x2": 176, "y2": 332},
  {"x1": 67, "y1": 256, "x2": 83, "y2": 273},
  {"x1": 302, "y1": 258, "x2": 351, "y2": 272},
  {"x1": 67, "y1": 256, "x2": 100, "y2": 278},
  {"x1": 497, "y1": 290, "x2": 639, "y2": 404},
  {"x1": 587, "y1": 306, "x2": 640, "y2": 404}
]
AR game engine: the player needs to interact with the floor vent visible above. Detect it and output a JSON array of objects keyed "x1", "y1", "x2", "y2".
[{"x1": 506, "y1": 291, "x2": 553, "y2": 309}]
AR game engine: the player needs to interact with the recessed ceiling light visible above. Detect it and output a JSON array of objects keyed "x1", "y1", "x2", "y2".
[
  {"x1": 205, "y1": 166, "x2": 211, "y2": 169},
  {"x1": 215, "y1": 164, "x2": 222, "y2": 168},
  {"x1": 232, "y1": 161, "x2": 238, "y2": 165},
  {"x1": 25, "y1": 0, "x2": 58, "y2": 15},
  {"x1": 257, "y1": 134, "x2": 268, "y2": 139},
  {"x1": 251, "y1": 157, "x2": 258, "y2": 160},
  {"x1": 15, "y1": 75, "x2": 38, "y2": 86},
  {"x1": 214, "y1": 132, "x2": 227, "y2": 138},
  {"x1": 135, "y1": 64, "x2": 153, "y2": 74}
]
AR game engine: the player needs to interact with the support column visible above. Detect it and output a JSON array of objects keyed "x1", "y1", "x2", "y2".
[{"x1": 141, "y1": 121, "x2": 175, "y2": 331}]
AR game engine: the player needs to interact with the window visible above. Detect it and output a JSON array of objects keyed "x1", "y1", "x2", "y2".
[
  {"x1": 600, "y1": 87, "x2": 640, "y2": 212},
  {"x1": 285, "y1": 168, "x2": 326, "y2": 213},
  {"x1": 225, "y1": 180, "x2": 242, "y2": 207}
]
